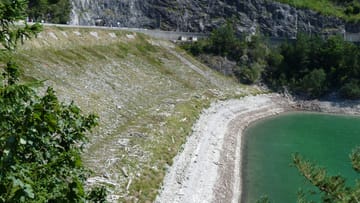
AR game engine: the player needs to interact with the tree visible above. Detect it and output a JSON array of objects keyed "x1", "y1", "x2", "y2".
[
  {"x1": 27, "y1": 0, "x2": 71, "y2": 23},
  {"x1": 258, "y1": 147, "x2": 360, "y2": 202},
  {"x1": 0, "y1": 1, "x2": 106, "y2": 202},
  {"x1": 340, "y1": 80, "x2": 360, "y2": 99},
  {"x1": 300, "y1": 68, "x2": 327, "y2": 97},
  {"x1": 210, "y1": 22, "x2": 237, "y2": 56},
  {"x1": 236, "y1": 63, "x2": 264, "y2": 84},
  {"x1": 264, "y1": 33, "x2": 360, "y2": 99},
  {"x1": 0, "y1": 0, "x2": 42, "y2": 51},
  {"x1": 293, "y1": 148, "x2": 360, "y2": 202}
]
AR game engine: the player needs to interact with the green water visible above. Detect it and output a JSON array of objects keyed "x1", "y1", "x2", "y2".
[{"x1": 243, "y1": 112, "x2": 360, "y2": 202}]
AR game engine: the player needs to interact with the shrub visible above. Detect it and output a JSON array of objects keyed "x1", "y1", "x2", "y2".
[
  {"x1": 340, "y1": 80, "x2": 360, "y2": 99},
  {"x1": 300, "y1": 68, "x2": 327, "y2": 97},
  {"x1": 209, "y1": 22, "x2": 237, "y2": 56},
  {"x1": 236, "y1": 63, "x2": 264, "y2": 84}
]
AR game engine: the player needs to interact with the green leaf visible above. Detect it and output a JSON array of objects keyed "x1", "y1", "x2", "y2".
[
  {"x1": 24, "y1": 184, "x2": 34, "y2": 199},
  {"x1": 19, "y1": 138, "x2": 26, "y2": 145}
]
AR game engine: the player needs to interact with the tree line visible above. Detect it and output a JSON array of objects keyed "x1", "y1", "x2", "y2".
[
  {"x1": 183, "y1": 23, "x2": 360, "y2": 99},
  {"x1": 27, "y1": 0, "x2": 71, "y2": 24},
  {"x1": 266, "y1": 34, "x2": 360, "y2": 99}
]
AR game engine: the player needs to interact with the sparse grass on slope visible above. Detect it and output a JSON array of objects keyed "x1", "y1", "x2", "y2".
[{"x1": 11, "y1": 26, "x2": 252, "y2": 202}]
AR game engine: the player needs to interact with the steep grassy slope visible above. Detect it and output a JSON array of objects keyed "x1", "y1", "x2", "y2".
[{"x1": 13, "y1": 26, "x2": 254, "y2": 202}]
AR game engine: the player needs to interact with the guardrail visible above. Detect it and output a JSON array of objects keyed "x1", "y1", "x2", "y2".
[
  {"x1": 35, "y1": 23, "x2": 360, "y2": 43},
  {"x1": 345, "y1": 32, "x2": 360, "y2": 42},
  {"x1": 41, "y1": 23, "x2": 209, "y2": 41}
]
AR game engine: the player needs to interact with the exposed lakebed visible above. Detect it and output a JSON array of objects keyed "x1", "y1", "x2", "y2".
[{"x1": 243, "y1": 112, "x2": 360, "y2": 202}]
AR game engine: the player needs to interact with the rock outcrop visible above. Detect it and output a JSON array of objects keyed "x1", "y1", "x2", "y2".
[{"x1": 71, "y1": 0, "x2": 347, "y2": 37}]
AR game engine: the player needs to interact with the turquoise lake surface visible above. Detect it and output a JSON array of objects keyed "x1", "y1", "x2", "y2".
[{"x1": 242, "y1": 112, "x2": 360, "y2": 202}]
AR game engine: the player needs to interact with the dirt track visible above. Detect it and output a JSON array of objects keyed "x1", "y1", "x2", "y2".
[{"x1": 155, "y1": 94, "x2": 290, "y2": 203}]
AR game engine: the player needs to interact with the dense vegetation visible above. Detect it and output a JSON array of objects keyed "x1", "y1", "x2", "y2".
[
  {"x1": 0, "y1": 1, "x2": 106, "y2": 202},
  {"x1": 183, "y1": 24, "x2": 360, "y2": 99},
  {"x1": 182, "y1": 23, "x2": 270, "y2": 84},
  {"x1": 276, "y1": 0, "x2": 360, "y2": 22},
  {"x1": 27, "y1": 0, "x2": 71, "y2": 24},
  {"x1": 267, "y1": 34, "x2": 360, "y2": 98}
]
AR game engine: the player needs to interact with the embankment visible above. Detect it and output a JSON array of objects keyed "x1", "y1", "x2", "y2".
[
  {"x1": 156, "y1": 94, "x2": 290, "y2": 203},
  {"x1": 15, "y1": 26, "x2": 248, "y2": 202},
  {"x1": 156, "y1": 93, "x2": 360, "y2": 202}
]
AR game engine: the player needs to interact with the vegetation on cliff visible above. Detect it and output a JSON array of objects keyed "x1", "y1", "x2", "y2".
[{"x1": 276, "y1": 0, "x2": 360, "y2": 22}]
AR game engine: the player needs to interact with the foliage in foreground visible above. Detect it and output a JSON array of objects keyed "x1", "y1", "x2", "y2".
[
  {"x1": 292, "y1": 147, "x2": 360, "y2": 202},
  {"x1": 259, "y1": 148, "x2": 360, "y2": 203},
  {"x1": 0, "y1": 1, "x2": 106, "y2": 202}
]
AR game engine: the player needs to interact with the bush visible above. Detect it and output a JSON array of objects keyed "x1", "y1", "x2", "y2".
[
  {"x1": 236, "y1": 63, "x2": 264, "y2": 84},
  {"x1": 181, "y1": 40, "x2": 211, "y2": 56},
  {"x1": 300, "y1": 68, "x2": 327, "y2": 97},
  {"x1": 340, "y1": 80, "x2": 360, "y2": 99},
  {"x1": 209, "y1": 22, "x2": 237, "y2": 56}
]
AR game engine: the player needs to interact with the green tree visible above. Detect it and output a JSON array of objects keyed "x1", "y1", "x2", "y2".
[
  {"x1": 0, "y1": 1, "x2": 106, "y2": 202},
  {"x1": 263, "y1": 147, "x2": 360, "y2": 202},
  {"x1": 236, "y1": 63, "x2": 264, "y2": 84},
  {"x1": 210, "y1": 22, "x2": 237, "y2": 56},
  {"x1": 293, "y1": 148, "x2": 360, "y2": 202},
  {"x1": 27, "y1": 0, "x2": 71, "y2": 24},
  {"x1": 265, "y1": 33, "x2": 360, "y2": 99},
  {"x1": 300, "y1": 68, "x2": 327, "y2": 97},
  {"x1": 0, "y1": 0, "x2": 42, "y2": 51},
  {"x1": 340, "y1": 80, "x2": 360, "y2": 99}
]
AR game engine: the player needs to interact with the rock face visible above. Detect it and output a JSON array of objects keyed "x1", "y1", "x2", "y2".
[{"x1": 71, "y1": 0, "x2": 346, "y2": 37}]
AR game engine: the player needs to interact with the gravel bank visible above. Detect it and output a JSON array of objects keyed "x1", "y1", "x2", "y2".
[
  {"x1": 155, "y1": 93, "x2": 360, "y2": 203},
  {"x1": 155, "y1": 94, "x2": 291, "y2": 203}
]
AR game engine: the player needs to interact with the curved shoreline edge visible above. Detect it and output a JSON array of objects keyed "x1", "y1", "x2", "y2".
[{"x1": 155, "y1": 93, "x2": 360, "y2": 203}]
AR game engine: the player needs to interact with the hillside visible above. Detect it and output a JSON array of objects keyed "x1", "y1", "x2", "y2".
[
  {"x1": 13, "y1": 26, "x2": 254, "y2": 202},
  {"x1": 70, "y1": 0, "x2": 354, "y2": 37}
]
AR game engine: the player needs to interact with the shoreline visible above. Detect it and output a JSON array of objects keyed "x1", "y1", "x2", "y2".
[{"x1": 155, "y1": 93, "x2": 360, "y2": 203}]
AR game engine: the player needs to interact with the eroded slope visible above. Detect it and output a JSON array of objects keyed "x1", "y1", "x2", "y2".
[{"x1": 15, "y1": 26, "x2": 249, "y2": 202}]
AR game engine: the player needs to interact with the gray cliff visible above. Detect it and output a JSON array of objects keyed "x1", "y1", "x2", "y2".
[{"x1": 71, "y1": 0, "x2": 353, "y2": 37}]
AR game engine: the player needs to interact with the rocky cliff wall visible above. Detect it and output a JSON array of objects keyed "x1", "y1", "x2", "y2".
[{"x1": 70, "y1": 0, "x2": 351, "y2": 37}]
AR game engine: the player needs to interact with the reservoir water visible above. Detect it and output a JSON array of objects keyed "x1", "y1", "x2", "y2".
[{"x1": 243, "y1": 112, "x2": 360, "y2": 202}]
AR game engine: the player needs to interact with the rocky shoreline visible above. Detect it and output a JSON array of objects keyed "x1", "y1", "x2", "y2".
[
  {"x1": 156, "y1": 93, "x2": 360, "y2": 203},
  {"x1": 294, "y1": 98, "x2": 360, "y2": 115}
]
